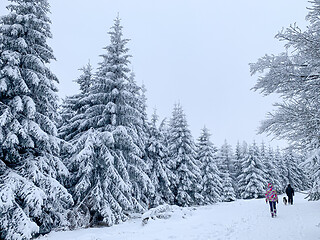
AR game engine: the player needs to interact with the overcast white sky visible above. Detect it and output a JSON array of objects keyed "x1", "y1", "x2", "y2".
[{"x1": 0, "y1": 0, "x2": 310, "y2": 148}]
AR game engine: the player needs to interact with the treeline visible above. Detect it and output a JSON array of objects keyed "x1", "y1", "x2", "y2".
[{"x1": 0, "y1": 0, "x2": 317, "y2": 240}]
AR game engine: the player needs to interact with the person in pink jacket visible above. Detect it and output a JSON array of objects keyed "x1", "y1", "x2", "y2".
[{"x1": 265, "y1": 183, "x2": 278, "y2": 218}]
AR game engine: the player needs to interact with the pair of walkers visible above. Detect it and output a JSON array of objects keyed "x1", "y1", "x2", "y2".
[{"x1": 265, "y1": 183, "x2": 294, "y2": 218}]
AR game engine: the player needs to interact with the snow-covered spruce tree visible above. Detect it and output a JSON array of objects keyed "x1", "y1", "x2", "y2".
[
  {"x1": 167, "y1": 104, "x2": 203, "y2": 206},
  {"x1": 221, "y1": 172, "x2": 236, "y2": 202},
  {"x1": 263, "y1": 145, "x2": 282, "y2": 192},
  {"x1": 67, "y1": 16, "x2": 153, "y2": 212},
  {"x1": 146, "y1": 110, "x2": 174, "y2": 206},
  {"x1": 64, "y1": 128, "x2": 133, "y2": 228},
  {"x1": 283, "y1": 147, "x2": 308, "y2": 191},
  {"x1": 157, "y1": 116, "x2": 177, "y2": 205},
  {"x1": 158, "y1": 117, "x2": 170, "y2": 149},
  {"x1": 75, "y1": 61, "x2": 94, "y2": 93},
  {"x1": 217, "y1": 140, "x2": 236, "y2": 201},
  {"x1": 126, "y1": 71, "x2": 151, "y2": 201},
  {"x1": 234, "y1": 142, "x2": 245, "y2": 177},
  {"x1": 297, "y1": 149, "x2": 312, "y2": 190},
  {"x1": 238, "y1": 142, "x2": 267, "y2": 199},
  {"x1": 250, "y1": 0, "x2": 320, "y2": 200},
  {"x1": 259, "y1": 142, "x2": 267, "y2": 167},
  {"x1": 233, "y1": 141, "x2": 248, "y2": 197},
  {"x1": 59, "y1": 17, "x2": 154, "y2": 226},
  {"x1": 196, "y1": 126, "x2": 222, "y2": 204},
  {"x1": 0, "y1": 1, "x2": 73, "y2": 239},
  {"x1": 138, "y1": 81, "x2": 149, "y2": 143},
  {"x1": 273, "y1": 147, "x2": 288, "y2": 191},
  {"x1": 304, "y1": 150, "x2": 320, "y2": 200},
  {"x1": 217, "y1": 140, "x2": 234, "y2": 175},
  {"x1": 95, "y1": 17, "x2": 154, "y2": 210},
  {"x1": 59, "y1": 62, "x2": 94, "y2": 142},
  {"x1": 126, "y1": 72, "x2": 145, "y2": 153}
]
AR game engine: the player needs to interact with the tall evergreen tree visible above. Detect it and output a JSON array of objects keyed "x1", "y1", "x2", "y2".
[
  {"x1": 304, "y1": 150, "x2": 320, "y2": 200},
  {"x1": 196, "y1": 127, "x2": 222, "y2": 204},
  {"x1": 75, "y1": 62, "x2": 94, "y2": 93},
  {"x1": 66, "y1": 128, "x2": 132, "y2": 228},
  {"x1": 146, "y1": 110, "x2": 174, "y2": 206},
  {"x1": 283, "y1": 147, "x2": 308, "y2": 191},
  {"x1": 61, "y1": 16, "x2": 153, "y2": 217},
  {"x1": 259, "y1": 142, "x2": 267, "y2": 167},
  {"x1": 94, "y1": 17, "x2": 153, "y2": 209},
  {"x1": 167, "y1": 104, "x2": 203, "y2": 206},
  {"x1": 264, "y1": 145, "x2": 282, "y2": 192},
  {"x1": 273, "y1": 147, "x2": 288, "y2": 192},
  {"x1": 221, "y1": 173, "x2": 236, "y2": 202},
  {"x1": 238, "y1": 142, "x2": 267, "y2": 199},
  {"x1": 0, "y1": 1, "x2": 73, "y2": 239},
  {"x1": 58, "y1": 62, "x2": 94, "y2": 142},
  {"x1": 217, "y1": 140, "x2": 234, "y2": 175},
  {"x1": 126, "y1": 72, "x2": 150, "y2": 182},
  {"x1": 217, "y1": 140, "x2": 236, "y2": 200},
  {"x1": 59, "y1": 17, "x2": 154, "y2": 226},
  {"x1": 233, "y1": 141, "x2": 247, "y2": 197}
]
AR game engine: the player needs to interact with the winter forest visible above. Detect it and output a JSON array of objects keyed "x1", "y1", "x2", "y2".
[{"x1": 0, "y1": 0, "x2": 319, "y2": 239}]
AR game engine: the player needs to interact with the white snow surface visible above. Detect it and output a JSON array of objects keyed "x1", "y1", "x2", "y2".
[{"x1": 39, "y1": 193, "x2": 320, "y2": 240}]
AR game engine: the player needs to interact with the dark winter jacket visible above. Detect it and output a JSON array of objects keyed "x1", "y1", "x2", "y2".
[{"x1": 285, "y1": 184, "x2": 294, "y2": 197}]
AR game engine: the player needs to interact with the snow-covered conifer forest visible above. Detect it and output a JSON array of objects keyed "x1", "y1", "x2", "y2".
[{"x1": 0, "y1": 0, "x2": 319, "y2": 239}]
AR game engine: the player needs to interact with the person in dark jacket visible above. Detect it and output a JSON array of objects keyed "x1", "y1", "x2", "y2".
[{"x1": 285, "y1": 184, "x2": 294, "y2": 205}]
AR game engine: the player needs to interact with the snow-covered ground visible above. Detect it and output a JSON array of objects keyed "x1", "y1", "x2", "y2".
[{"x1": 39, "y1": 192, "x2": 320, "y2": 240}]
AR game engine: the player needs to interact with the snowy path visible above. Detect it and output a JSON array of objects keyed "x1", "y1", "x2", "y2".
[{"x1": 39, "y1": 193, "x2": 320, "y2": 240}]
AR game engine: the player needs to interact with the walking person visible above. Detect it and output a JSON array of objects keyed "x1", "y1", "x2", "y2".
[
  {"x1": 285, "y1": 184, "x2": 294, "y2": 205},
  {"x1": 265, "y1": 183, "x2": 278, "y2": 218}
]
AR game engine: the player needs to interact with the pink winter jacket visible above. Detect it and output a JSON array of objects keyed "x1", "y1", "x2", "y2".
[{"x1": 265, "y1": 183, "x2": 278, "y2": 202}]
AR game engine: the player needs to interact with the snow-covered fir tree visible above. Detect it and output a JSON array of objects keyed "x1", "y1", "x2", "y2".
[
  {"x1": 59, "y1": 16, "x2": 154, "y2": 225},
  {"x1": 93, "y1": 16, "x2": 154, "y2": 209},
  {"x1": 65, "y1": 128, "x2": 133, "y2": 228},
  {"x1": 263, "y1": 145, "x2": 282, "y2": 192},
  {"x1": 75, "y1": 62, "x2": 94, "y2": 93},
  {"x1": 59, "y1": 62, "x2": 94, "y2": 142},
  {"x1": 158, "y1": 117, "x2": 170, "y2": 149},
  {"x1": 126, "y1": 72, "x2": 147, "y2": 155},
  {"x1": 304, "y1": 149, "x2": 320, "y2": 200},
  {"x1": 0, "y1": 1, "x2": 73, "y2": 239},
  {"x1": 146, "y1": 110, "x2": 174, "y2": 206},
  {"x1": 250, "y1": 0, "x2": 320, "y2": 200},
  {"x1": 217, "y1": 140, "x2": 236, "y2": 201},
  {"x1": 238, "y1": 142, "x2": 267, "y2": 199},
  {"x1": 259, "y1": 142, "x2": 267, "y2": 166},
  {"x1": 233, "y1": 141, "x2": 248, "y2": 197},
  {"x1": 217, "y1": 140, "x2": 234, "y2": 175},
  {"x1": 167, "y1": 104, "x2": 203, "y2": 206},
  {"x1": 196, "y1": 126, "x2": 222, "y2": 204},
  {"x1": 221, "y1": 172, "x2": 236, "y2": 202},
  {"x1": 283, "y1": 147, "x2": 308, "y2": 191},
  {"x1": 234, "y1": 142, "x2": 244, "y2": 177},
  {"x1": 126, "y1": 72, "x2": 151, "y2": 193},
  {"x1": 273, "y1": 147, "x2": 288, "y2": 192},
  {"x1": 139, "y1": 83, "x2": 149, "y2": 139}
]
